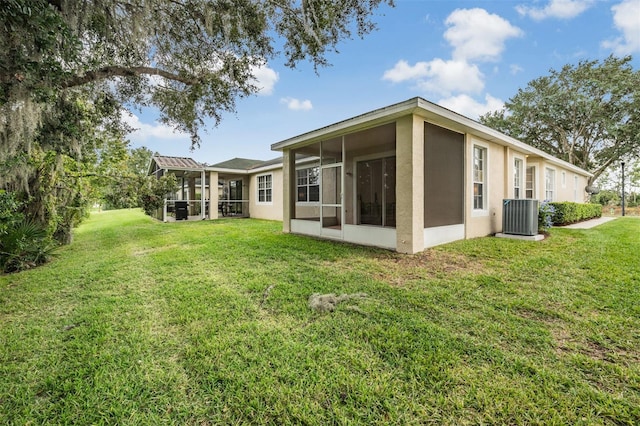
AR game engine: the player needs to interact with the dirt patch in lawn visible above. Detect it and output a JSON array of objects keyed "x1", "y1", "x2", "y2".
[{"x1": 370, "y1": 250, "x2": 486, "y2": 286}]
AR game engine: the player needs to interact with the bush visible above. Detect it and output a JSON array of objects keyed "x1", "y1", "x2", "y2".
[
  {"x1": 0, "y1": 219, "x2": 58, "y2": 273},
  {"x1": 138, "y1": 175, "x2": 178, "y2": 217},
  {"x1": 549, "y1": 202, "x2": 602, "y2": 225},
  {"x1": 538, "y1": 201, "x2": 556, "y2": 232},
  {"x1": 0, "y1": 190, "x2": 23, "y2": 236}
]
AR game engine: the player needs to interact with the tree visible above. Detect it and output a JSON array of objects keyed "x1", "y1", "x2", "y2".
[
  {"x1": 2, "y1": 0, "x2": 394, "y2": 147},
  {"x1": 96, "y1": 145, "x2": 156, "y2": 210},
  {"x1": 480, "y1": 56, "x2": 640, "y2": 185},
  {"x1": 1, "y1": 0, "x2": 393, "y2": 253}
]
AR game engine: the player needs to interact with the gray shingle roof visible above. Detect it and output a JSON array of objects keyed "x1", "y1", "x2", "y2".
[
  {"x1": 209, "y1": 158, "x2": 267, "y2": 170},
  {"x1": 153, "y1": 156, "x2": 203, "y2": 169}
]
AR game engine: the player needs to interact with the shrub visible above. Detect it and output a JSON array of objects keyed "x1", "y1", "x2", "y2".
[
  {"x1": 538, "y1": 201, "x2": 556, "y2": 232},
  {"x1": 0, "y1": 219, "x2": 58, "y2": 273},
  {"x1": 549, "y1": 202, "x2": 602, "y2": 225},
  {"x1": 138, "y1": 175, "x2": 178, "y2": 217},
  {"x1": 0, "y1": 190, "x2": 24, "y2": 236}
]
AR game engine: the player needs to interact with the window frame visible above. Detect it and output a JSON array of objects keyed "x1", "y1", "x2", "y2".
[
  {"x1": 525, "y1": 165, "x2": 536, "y2": 199},
  {"x1": 256, "y1": 173, "x2": 273, "y2": 205},
  {"x1": 295, "y1": 166, "x2": 320, "y2": 204},
  {"x1": 545, "y1": 167, "x2": 556, "y2": 201},
  {"x1": 472, "y1": 143, "x2": 488, "y2": 213},
  {"x1": 513, "y1": 157, "x2": 524, "y2": 199}
]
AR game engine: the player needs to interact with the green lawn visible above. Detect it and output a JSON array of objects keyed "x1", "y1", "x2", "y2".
[{"x1": 1, "y1": 210, "x2": 639, "y2": 425}]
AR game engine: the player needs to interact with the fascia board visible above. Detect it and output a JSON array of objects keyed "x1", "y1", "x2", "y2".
[
  {"x1": 205, "y1": 167, "x2": 250, "y2": 174},
  {"x1": 270, "y1": 98, "x2": 421, "y2": 151},
  {"x1": 271, "y1": 97, "x2": 592, "y2": 178}
]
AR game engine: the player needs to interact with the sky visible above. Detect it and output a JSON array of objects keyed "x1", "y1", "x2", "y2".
[{"x1": 123, "y1": 0, "x2": 640, "y2": 165}]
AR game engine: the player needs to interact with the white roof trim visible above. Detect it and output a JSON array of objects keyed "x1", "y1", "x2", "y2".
[
  {"x1": 205, "y1": 167, "x2": 250, "y2": 174},
  {"x1": 271, "y1": 97, "x2": 592, "y2": 177}
]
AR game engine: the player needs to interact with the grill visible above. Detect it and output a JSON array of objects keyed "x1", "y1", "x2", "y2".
[{"x1": 502, "y1": 199, "x2": 538, "y2": 236}]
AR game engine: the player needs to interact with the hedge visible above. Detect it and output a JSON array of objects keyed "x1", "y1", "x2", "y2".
[{"x1": 549, "y1": 202, "x2": 602, "y2": 226}]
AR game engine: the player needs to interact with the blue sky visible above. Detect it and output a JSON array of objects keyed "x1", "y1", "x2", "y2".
[{"x1": 124, "y1": 0, "x2": 640, "y2": 165}]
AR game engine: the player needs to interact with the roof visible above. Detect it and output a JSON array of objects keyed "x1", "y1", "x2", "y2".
[
  {"x1": 152, "y1": 156, "x2": 203, "y2": 170},
  {"x1": 271, "y1": 97, "x2": 592, "y2": 177},
  {"x1": 209, "y1": 158, "x2": 265, "y2": 170}
]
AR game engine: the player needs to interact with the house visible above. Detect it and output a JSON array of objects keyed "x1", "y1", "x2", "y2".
[
  {"x1": 148, "y1": 155, "x2": 286, "y2": 221},
  {"x1": 150, "y1": 97, "x2": 592, "y2": 253}
]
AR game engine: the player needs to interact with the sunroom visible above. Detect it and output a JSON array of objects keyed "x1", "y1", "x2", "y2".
[
  {"x1": 272, "y1": 98, "x2": 469, "y2": 254},
  {"x1": 273, "y1": 97, "x2": 593, "y2": 253}
]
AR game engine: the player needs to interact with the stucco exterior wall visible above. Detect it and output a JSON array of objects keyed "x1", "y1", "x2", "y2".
[
  {"x1": 465, "y1": 136, "x2": 505, "y2": 239},
  {"x1": 395, "y1": 115, "x2": 424, "y2": 253},
  {"x1": 557, "y1": 169, "x2": 589, "y2": 202},
  {"x1": 249, "y1": 168, "x2": 283, "y2": 221},
  {"x1": 536, "y1": 159, "x2": 589, "y2": 203}
]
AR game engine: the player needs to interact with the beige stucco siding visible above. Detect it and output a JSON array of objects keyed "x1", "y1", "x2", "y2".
[
  {"x1": 395, "y1": 115, "x2": 425, "y2": 253},
  {"x1": 465, "y1": 136, "x2": 504, "y2": 239},
  {"x1": 249, "y1": 168, "x2": 283, "y2": 221},
  {"x1": 557, "y1": 169, "x2": 589, "y2": 202},
  {"x1": 537, "y1": 160, "x2": 589, "y2": 203}
]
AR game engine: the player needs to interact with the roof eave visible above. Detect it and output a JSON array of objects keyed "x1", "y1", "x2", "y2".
[{"x1": 270, "y1": 97, "x2": 592, "y2": 178}]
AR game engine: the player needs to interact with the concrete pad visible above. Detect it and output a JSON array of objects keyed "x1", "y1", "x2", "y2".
[
  {"x1": 495, "y1": 233, "x2": 545, "y2": 241},
  {"x1": 560, "y1": 217, "x2": 617, "y2": 229}
]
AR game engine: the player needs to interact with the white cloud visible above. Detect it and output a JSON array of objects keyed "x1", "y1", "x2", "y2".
[
  {"x1": 510, "y1": 64, "x2": 524, "y2": 74},
  {"x1": 121, "y1": 110, "x2": 190, "y2": 143},
  {"x1": 516, "y1": 0, "x2": 594, "y2": 21},
  {"x1": 280, "y1": 97, "x2": 313, "y2": 111},
  {"x1": 383, "y1": 59, "x2": 484, "y2": 96},
  {"x1": 601, "y1": 0, "x2": 640, "y2": 55},
  {"x1": 251, "y1": 64, "x2": 279, "y2": 95},
  {"x1": 382, "y1": 60, "x2": 429, "y2": 83},
  {"x1": 444, "y1": 8, "x2": 523, "y2": 62},
  {"x1": 437, "y1": 94, "x2": 504, "y2": 120}
]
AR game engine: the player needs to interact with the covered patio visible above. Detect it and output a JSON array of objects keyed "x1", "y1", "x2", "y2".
[{"x1": 148, "y1": 156, "x2": 210, "y2": 222}]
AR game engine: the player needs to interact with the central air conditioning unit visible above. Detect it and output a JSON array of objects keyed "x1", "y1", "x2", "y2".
[{"x1": 502, "y1": 199, "x2": 539, "y2": 236}]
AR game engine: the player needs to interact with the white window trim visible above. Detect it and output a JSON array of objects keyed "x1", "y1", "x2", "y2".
[
  {"x1": 295, "y1": 165, "x2": 320, "y2": 205},
  {"x1": 525, "y1": 164, "x2": 537, "y2": 199},
  {"x1": 513, "y1": 155, "x2": 524, "y2": 199},
  {"x1": 256, "y1": 173, "x2": 273, "y2": 205},
  {"x1": 545, "y1": 167, "x2": 556, "y2": 201},
  {"x1": 472, "y1": 142, "x2": 489, "y2": 217}
]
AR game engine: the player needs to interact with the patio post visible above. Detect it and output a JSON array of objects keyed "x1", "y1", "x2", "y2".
[
  {"x1": 209, "y1": 171, "x2": 219, "y2": 219},
  {"x1": 282, "y1": 150, "x2": 295, "y2": 233},
  {"x1": 201, "y1": 169, "x2": 206, "y2": 219},
  {"x1": 395, "y1": 114, "x2": 424, "y2": 254}
]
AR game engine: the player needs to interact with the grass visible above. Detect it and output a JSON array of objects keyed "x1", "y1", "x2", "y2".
[{"x1": 1, "y1": 209, "x2": 639, "y2": 425}]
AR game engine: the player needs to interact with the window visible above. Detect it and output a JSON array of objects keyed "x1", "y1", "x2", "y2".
[
  {"x1": 514, "y1": 158, "x2": 523, "y2": 199},
  {"x1": 473, "y1": 146, "x2": 487, "y2": 210},
  {"x1": 526, "y1": 166, "x2": 535, "y2": 199},
  {"x1": 257, "y1": 174, "x2": 272, "y2": 203},
  {"x1": 296, "y1": 167, "x2": 319, "y2": 202},
  {"x1": 545, "y1": 168, "x2": 555, "y2": 201}
]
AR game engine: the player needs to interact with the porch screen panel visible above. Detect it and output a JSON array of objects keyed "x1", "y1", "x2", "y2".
[
  {"x1": 292, "y1": 145, "x2": 321, "y2": 221},
  {"x1": 356, "y1": 157, "x2": 395, "y2": 227},
  {"x1": 424, "y1": 123, "x2": 464, "y2": 228},
  {"x1": 322, "y1": 166, "x2": 342, "y2": 229}
]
